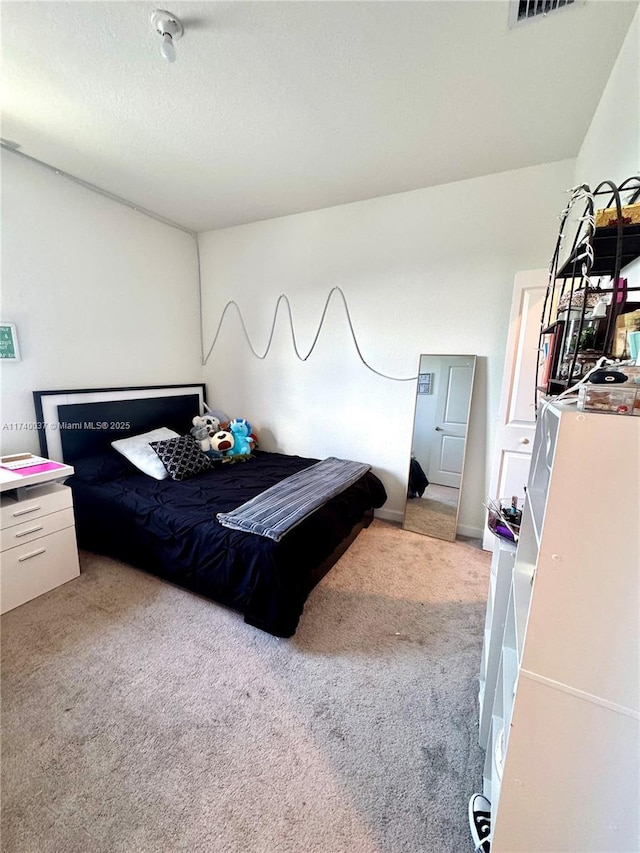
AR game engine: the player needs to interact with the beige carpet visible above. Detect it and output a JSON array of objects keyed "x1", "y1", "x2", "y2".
[
  {"x1": 1, "y1": 520, "x2": 490, "y2": 853},
  {"x1": 422, "y1": 485, "x2": 459, "y2": 508},
  {"x1": 404, "y1": 498, "x2": 458, "y2": 541}
]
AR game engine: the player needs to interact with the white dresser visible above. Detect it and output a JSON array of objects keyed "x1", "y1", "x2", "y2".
[
  {"x1": 1, "y1": 462, "x2": 80, "y2": 613},
  {"x1": 479, "y1": 401, "x2": 640, "y2": 852}
]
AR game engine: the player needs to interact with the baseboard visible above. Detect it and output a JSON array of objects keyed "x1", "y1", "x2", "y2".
[
  {"x1": 374, "y1": 507, "x2": 404, "y2": 524},
  {"x1": 374, "y1": 509, "x2": 484, "y2": 539},
  {"x1": 457, "y1": 523, "x2": 483, "y2": 540},
  {"x1": 374, "y1": 507, "x2": 483, "y2": 539}
]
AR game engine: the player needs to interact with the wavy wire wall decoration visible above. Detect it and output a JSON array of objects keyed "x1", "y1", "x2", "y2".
[{"x1": 202, "y1": 286, "x2": 418, "y2": 381}]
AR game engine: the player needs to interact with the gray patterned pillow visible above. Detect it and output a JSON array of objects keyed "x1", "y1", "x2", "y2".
[{"x1": 150, "y1": 435, "x2": 212, "y2": 481}]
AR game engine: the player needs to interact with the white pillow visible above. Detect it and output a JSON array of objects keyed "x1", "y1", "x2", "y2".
[{"x1": 111, "y1": 427, "x2": 180, "y2": 480}]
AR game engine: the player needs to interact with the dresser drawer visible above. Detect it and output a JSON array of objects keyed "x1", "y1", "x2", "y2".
[
  {"x1": 0, "y1": 526, "x2": 80, "y2": 613},
  {"x1": 0, "y1": 483, "x2": 73, "y2": 530},
  {"x1": 0, "y1": 508, "x2": 75, "y2": 552}
]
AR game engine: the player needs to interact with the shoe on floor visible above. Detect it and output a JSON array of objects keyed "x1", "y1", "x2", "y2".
[{"x1": 468, "y1": 793, "x2": 491, "y2": 852}]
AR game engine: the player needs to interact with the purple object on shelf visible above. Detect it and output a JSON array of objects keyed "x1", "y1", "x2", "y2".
[{"x1": 495, "y1": 524, "x2": 516, "y2": 542}]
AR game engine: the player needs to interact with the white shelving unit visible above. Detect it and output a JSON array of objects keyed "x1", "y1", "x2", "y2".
[
  {"x1": 479, "y1": 537, "x2": 516, "y2": 756},
  {"x1": 478, "y1": 401, "x2": 640, "y2": 852}
]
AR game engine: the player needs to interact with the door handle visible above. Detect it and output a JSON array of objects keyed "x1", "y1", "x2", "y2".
[
  {"x1": 435, "y1": 427, "x2": 443, "y2": 431},
  {"x1": 518, "y1": 438, "x2": 530, "y2": 445}
]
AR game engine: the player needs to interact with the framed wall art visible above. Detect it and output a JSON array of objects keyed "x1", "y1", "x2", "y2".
[
  {"x1": 417, "y1": 372, "x2": 433, "y2": 394},
  {"x1": 0, "y1": 323, "x2": 20, "y2": 361}
]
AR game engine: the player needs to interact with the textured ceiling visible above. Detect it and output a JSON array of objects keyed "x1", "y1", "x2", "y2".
[{"x1": 2, "y1": 1, "x2": 637, "y2": 232}]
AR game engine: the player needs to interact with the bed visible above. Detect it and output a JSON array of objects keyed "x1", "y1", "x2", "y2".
[{"x1": 33, "y1": 384, "x2": 387, "y2": 636}]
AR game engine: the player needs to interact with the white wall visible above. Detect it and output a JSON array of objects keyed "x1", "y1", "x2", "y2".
[
  {"x1": 0, "y1": 152, "x2": 202, "y2": 456},
  {"x1": 199, "y1": 159, "x2": 574, "y2": 535},
  {"x1": 574, "y1": 6, "x2": 639, "y2": 289},
  {"x1": 575, "y1": 6, "x2": 639, "y2": 188}
]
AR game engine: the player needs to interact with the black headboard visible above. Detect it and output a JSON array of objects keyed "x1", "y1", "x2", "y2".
[{"x1": 33, "y1": 384, "x2": 206, "y2": 464}]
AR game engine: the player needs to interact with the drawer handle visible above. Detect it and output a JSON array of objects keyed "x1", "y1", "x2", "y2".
[
  {"x1": 18, "y1": 547, "x2": 46, "y2": 562},
  {"x1": 12, "y1": 505, "x2": 42, "y2": 517},
  {"x1": 15, "y1": 525, "x2": 44, "y2": 538}
]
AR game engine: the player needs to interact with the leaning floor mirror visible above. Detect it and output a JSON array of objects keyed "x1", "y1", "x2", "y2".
[{"x1": 403, "y1": 354, "x2": 477, "y2": 541}]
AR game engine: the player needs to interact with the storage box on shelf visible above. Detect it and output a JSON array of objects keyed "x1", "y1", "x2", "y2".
[
  {"x1": 576, "y1": 364, "x2": 640, "y2": 416},
  {"x1": 479, "y1": 401, "x2": 639, "y2": 852},
  {"x1": 0, "y1": 459, "x2": 80, "y2": 613}
]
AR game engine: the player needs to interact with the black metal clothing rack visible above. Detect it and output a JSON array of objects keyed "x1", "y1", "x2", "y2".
[{"x1": 537, "y1": 176, "x2": 640, "y2": 402}]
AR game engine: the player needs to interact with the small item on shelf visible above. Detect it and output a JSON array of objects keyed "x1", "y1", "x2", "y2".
[
  {"x1": 485, "y1": 496, "x2": 523, "y2": 543},
  {"x1": 541, "y1": 332, "x2": 557, "y2": 385},
  {"x1": 577, "y1": 386, "x2": 637, "y2": 415},
  {"x1": 588, "y1": 369, "x2": 628, "y2": 384},
  {"x1": 595, "y1": 202, "x2": 640, "y2": 229},
  {"x1": 589, "y1": 297, "x2": 608, "y2": 319},
  {"x1": 557, "y1": 289, "x2": 600, "y2": 314},
  {"x1": 628, "y1": 331, "x2": 640, "y2": 361},
  {"x1": 560, "y1": 351, "x2": 600, "y2": 381},
  {"x1": 613, "y1": 309, "x2": 640, "y2": 358},
  {"x1": 0, "y1": 453, "x2": 49, "y2": 470},
  {"x1": 508, "y1": 494, "x2": 521, "y2": 522}
]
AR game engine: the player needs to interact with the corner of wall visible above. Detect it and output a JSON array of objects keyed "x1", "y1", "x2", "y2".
[{"x1": 575, "y1": 6, "x2": 640, "y2": 187}]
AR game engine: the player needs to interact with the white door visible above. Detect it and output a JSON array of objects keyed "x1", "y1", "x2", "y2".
[
  {"x1": 428, "y1": 358, "x2": 475, "y2": 488},
  {"x1": 482, "y1": 269, "x2": 547, "y2": 550}
]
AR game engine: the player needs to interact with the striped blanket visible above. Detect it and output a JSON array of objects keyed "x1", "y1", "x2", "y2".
[{"x1": 216, "y1": 456, "x2": 371, "y2": 541}]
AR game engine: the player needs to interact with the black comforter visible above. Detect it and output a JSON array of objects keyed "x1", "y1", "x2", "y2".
[{"x1": 69, "y1": 450, "x2": 386, "y2": 636}]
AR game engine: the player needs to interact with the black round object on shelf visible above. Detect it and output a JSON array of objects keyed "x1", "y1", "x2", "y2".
[{"x1": 588, "y1": 369, "x2": 628, "y2": 384}]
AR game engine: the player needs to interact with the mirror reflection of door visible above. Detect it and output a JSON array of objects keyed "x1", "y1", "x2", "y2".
[
  {"x1": 404, "y1": 355, "x2": 476, "y2": 541},
  {"x1": 429, "y1": 359, "x2": 475, "y2": 487}
]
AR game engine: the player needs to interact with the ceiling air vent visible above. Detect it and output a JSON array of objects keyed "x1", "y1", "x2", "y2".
[{"x1": 509, "y1": 0, "x2": 583, "y2": 26}]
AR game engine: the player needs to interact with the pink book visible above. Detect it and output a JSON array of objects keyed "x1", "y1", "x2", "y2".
[{"x1": 12, "y1": 461, "x2": 68, "y2": 476}]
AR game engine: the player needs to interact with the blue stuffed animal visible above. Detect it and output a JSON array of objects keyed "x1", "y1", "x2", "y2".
[{"x1": 228, "y1": 418, "x2": 253, "y2": 456}]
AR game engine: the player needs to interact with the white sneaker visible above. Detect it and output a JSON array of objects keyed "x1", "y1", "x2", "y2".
[{"x1": 468, "y1": 793, "x2": 491, "y2": 852}]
